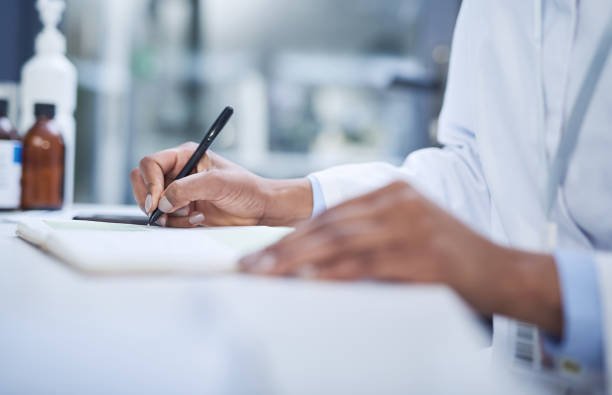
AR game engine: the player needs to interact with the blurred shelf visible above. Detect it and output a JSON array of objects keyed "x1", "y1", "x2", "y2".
[
  {"x1": 271, "y1": 52, "x2": 440, "y2": 90},
  {"x1": 220, "y1": 150, "x2": 404, "y2": 179},
  {"x1": 73, "y1": 51, "x2": 441, "y2": 92}
]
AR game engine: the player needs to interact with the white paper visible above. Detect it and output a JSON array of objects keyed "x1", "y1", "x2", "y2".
[{"x1": 17, "y1": 219, "x2": 293, "y2": 275}]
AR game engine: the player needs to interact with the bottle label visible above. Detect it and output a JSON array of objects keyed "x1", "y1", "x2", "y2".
[
  {"x1": 0, "y1": 140, "x2": 22, "y2": 209},
  {"x1": 14, "y1": 144, "x2": 22, "y2": 164}
]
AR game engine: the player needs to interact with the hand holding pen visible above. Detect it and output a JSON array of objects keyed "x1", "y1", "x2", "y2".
[{"x1": 130, "y1": 106, "x2": 314, "y2": 228}]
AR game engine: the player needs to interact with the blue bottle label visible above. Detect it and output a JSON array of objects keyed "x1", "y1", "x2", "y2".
[{"x1": 13, "y1": 143, "x2": 22, "y2": 164}]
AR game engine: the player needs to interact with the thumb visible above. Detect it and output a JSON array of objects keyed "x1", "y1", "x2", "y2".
[{"x1": 158, "y1": 170, "x2": 226, "y2": 213}]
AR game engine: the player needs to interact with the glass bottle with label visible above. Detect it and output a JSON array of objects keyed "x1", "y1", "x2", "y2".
[
  {"x1": 0, "y1": 99, "x2": 22, "y2": 210},
  {"x1": 21, "y1": 103, "x2": 65, "y2": 210}
]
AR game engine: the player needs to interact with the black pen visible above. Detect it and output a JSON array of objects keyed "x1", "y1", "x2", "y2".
[{"x1": 148, "y1": 106, "x2": 234, "y2": 226}]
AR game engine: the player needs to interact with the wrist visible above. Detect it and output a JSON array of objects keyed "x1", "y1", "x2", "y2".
[
  {"x1": 259, "y1": 178, "x2": 313, "y2": 226},
  {"x1": 443, "y1": 239, "x2": 506, "y2": 313},
  {"x1": 507, "y1": 251, "x2": 562, "y2": 336},
  {"x1": 449, "y1": 244, "x2": 562, "y2": 336}
]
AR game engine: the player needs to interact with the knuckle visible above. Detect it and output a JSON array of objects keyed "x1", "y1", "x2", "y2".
[
  {"x1": 390, "y1": 180, "x2": 407, "y2": 188},
  {"x1": 316, "y1": 213, "x2": 337, "y2": 230},
  {"x1": 330, "y1": 227, "x2": 351, "y2": 245},
  {"x1": 129, "y1": 168, "x2": 140, "y2": 180},
  {"x1": 388, "y1": 180, "x2": 409, "y2": 192},
  {"x1": 403, "y1": 184, "x2": 419, "y2": 197},
  {"x1": 392, "y1": 181, "x2": 414, "y2": 197},
  {"x1": 397, "y1": 186, "x2": 420, "y2": 205},
  {"x1": 139, "y1": 156, "x2": 154, "y2": 169},
  {"x1": 315, "y1": 210, "x2": 331, "y2": 224}
]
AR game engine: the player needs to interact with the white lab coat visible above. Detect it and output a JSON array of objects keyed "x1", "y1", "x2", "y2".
[{"x1": 310, "y1": 0, "x2": 612, "y2": 392}]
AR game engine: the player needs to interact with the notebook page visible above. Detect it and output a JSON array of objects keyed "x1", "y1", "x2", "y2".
[{"x1": 38, "y1": 220, "x2": 292, "y2": 274}]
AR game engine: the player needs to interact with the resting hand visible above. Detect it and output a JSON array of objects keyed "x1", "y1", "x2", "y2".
[
  {"x1": 240, "y1": 181, "x2": 486, "y2": 281},
  {"x1": 240, "y1": 181, "x2": 563, "y2": 336}
]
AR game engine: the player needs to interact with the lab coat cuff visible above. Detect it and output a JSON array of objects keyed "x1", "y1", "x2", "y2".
[
  {"x1": 542, "y1": 250, "x2": 604, "y2": 372},
  {"x1": 307, "y1": 175, "x2": 326, "y2": 218}
]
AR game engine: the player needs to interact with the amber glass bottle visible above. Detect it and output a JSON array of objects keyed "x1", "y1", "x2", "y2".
[{"x1": 21, "y1": 103, "x2": 65, "y2": 210}]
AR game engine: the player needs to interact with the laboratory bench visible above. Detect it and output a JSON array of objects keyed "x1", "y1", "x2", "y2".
[{"x1": 1, "y1": 205, "x2": 527, "y2": 395}]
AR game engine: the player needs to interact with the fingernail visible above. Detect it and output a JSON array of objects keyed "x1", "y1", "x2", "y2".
[
  {"x1": 252, "y1": 253, "x2": 277, "y2": 273},
  {"x1": 158, "y1": 196, "x2": 173, "y2": 213},
  {"x1": 189, "y1": 212, "x2": 205, "y2": 225},
  {"x1": 239, "y1": 254, "x2": 258, "y2": 270},
  {"x1": 156, "y1": 215, "x2": 167, "y2": 227},
  {"x1": 144, "y1": 194, "x2": 152, "y2": 214},
  {"x1": 173, "y1": 207, "x2": 190, "y2": 217},
  {"x1": 297, "y1": 264, "x2": 317, "y2": 279}
]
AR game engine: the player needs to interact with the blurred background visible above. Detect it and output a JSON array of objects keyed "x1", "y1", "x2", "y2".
[{"x1": 0, "y1": 0, "x2": 461, "y2": 205}]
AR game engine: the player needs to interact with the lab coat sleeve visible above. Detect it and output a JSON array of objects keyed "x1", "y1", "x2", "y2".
[
  {"x1": 308, "y1": 175, "x2": 326, "y2": 217},
  {"x1": 309, "y1": 1, "x2": 491, "y2": 234},
  {"x1": 544, "y1": 251, "x2": 604, "y2": 372},
  {"x1": 595, "y1": 253, "x2": 612, "y2": 387}
]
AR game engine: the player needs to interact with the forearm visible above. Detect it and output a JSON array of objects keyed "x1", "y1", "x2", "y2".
[
  {"x1": 448, "y1": 245, "x2": 563, "y2": 337},
  {"x1": 260, "y1": 178, "x2": 313, "y2": 226}
]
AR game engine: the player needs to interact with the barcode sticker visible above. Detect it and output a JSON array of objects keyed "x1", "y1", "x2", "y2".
[{"x1": 513, "y1": 322, "x2": 539, "y2": 368}]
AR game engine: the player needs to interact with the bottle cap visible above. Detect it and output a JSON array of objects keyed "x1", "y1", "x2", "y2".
[
  {"x1": 34, "y1": 103, "x2": 56, "y2": 119},
  {"x1": 0, "y1": 99, "x2": 7, "y2": 118},
  {"x1": 35, "y1": 0, "x2": 67, "y2": 54}
]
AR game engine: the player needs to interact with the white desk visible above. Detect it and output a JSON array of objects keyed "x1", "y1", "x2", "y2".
[{"x1": 0, "y1": 205, "x2": 521, "y2": 395}]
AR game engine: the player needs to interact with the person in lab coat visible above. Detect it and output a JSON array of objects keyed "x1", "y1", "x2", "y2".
[{"x1": 131, "y1": 0, "x2": 612, "y2": 392}]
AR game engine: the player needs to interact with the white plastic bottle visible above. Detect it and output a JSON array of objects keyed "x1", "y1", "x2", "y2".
[{"x1": 20, "y1": 0, "x2": 77, "y2": 207}]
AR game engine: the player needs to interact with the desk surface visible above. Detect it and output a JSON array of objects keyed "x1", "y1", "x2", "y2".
[{"x1": 1, "y1": 205, "x2": 519, "y2": 395}]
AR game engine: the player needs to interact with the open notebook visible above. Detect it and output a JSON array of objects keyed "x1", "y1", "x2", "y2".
[{"x1": 16, "y1": 219, "x2": 293, "y2": 275}]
